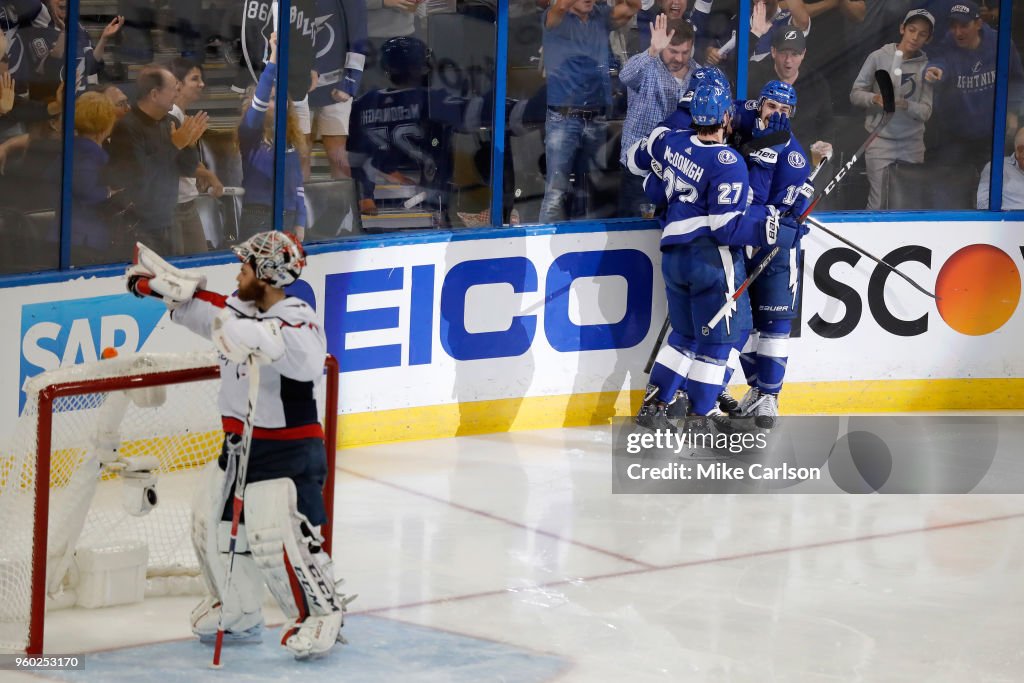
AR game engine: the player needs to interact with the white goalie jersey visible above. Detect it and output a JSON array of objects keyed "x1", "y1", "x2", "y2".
[{"x1": 171, "y1": 295, "x2": 327, "y2": 438}]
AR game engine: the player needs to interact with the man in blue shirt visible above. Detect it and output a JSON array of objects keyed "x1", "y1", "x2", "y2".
[
  {"x1": 925, "y1": 0, "x2": 1024, "y2": 173},
  {"x1": 539, "y1": 0, "x2": 641, "y2": 223},
  {"x1": 619, "y1": 15, "x2": 698, "y2": 216}
]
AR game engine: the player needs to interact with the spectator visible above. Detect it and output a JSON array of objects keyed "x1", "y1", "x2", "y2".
[
  {"x1": 169, "y1": 57, "x2": 223, "y2": 255},
  {"x1": 748, "y1": 28, "x2": 833, "y2": 158},
  {"x1": 619, "y1": 15, "x2": 697, "y2": 216},
  {"x1": 977, "y1": 127, "x2": 1024, "y2": 209},
  {"x1": 0, "y1": 91, "x2": 62, "y2": 216},
  {"x1": 704, "y1": 0, "x2": 810, "y2": 68},
  {"x1": 37, "y1": 2, "x2": 123, "y2": 94},
  {"x1": 850, "y1": 8, "x2": 935, "y2": 209},
  {"x1": 539, "y1": 0, "x2": 641, "y2": 223},
  {"x1": 101, "y1": 84, "x2": 131, "y2": 120},
  {"x1": 71, "y1": 91, "x2": 125, "y2": 264},
  {"x1": 925, "y1": 0, "x2": 1024, "y2": 174},
  {"x1": 238, "y1": 33, "x2": 307, "y2": 240},
  {"x1": 630, "y1": 0, "x2": 698, "y2": 55},
  {"x1": 107, "y1": 64, "x2": 208, "y2": 254}
]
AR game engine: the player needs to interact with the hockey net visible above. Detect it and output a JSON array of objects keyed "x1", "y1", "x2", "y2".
[{"x1": 0, "y1": 352, "x2": 339, "y2": 654}]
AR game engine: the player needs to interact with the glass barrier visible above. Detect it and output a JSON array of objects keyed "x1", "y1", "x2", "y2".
[
  {"x1": 60, "y1": 0, "x2": 284, "y2": 265},
  {"x1": 504, "y1": 0, "x2": 740, "y2": 224},
  {"x1": 0, "y1": 1, "x2": 1023, "y2": 279},
  {"x1": 341, "y1": 0, "x2": 496, "y2": 234},
  {"x1": 977, "y1": 0, "x2": 1024, "y2": 210},
  {"x1": 797, "y1": 0, "x2": 1018, "y2": 212},
  {"x1": 0, "y1": 0, "x2": 66, "y2": 274}
]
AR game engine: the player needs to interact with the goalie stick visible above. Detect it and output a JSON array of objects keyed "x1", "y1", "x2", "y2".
[
  {"x1": 212, "y1": 356, "x2": 260, "y2": 668},
  {"x1": 706, "y1": 70, "x2": 897, "y2": 330}
]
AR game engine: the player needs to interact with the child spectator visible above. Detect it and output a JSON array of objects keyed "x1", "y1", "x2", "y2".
[
  {"x1": 238, "y1": 33, "x2": 307, "y2": 240},
  {"x1": 850, "y1": 8, "x2": 935, "y2": 209}
]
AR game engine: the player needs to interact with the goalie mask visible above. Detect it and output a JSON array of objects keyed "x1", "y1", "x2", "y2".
[{"x1": 232, "y1": 232, "x2": 306, "y2": 288}]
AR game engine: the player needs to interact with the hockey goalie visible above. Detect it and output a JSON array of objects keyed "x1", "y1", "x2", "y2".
[{"x1": 126, "y1": 231, "x2": 354, "y2": 660}]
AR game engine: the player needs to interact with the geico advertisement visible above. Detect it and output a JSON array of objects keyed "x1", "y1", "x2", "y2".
[
  {"x1": 7, "y1": 231, "x2": 662, "y2": 426},
  {"x1": 793, "y1": 220, "x2": 1024, "y2": 380}
]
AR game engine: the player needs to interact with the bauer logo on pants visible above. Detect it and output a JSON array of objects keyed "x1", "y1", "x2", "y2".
[{"x1": 18, "y1": 293, "x2": 167, "y2": 413}]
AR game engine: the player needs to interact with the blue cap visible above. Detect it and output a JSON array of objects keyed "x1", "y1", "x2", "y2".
[{"x1": 948, "y1": 2, "x2": 980, "y2": 22}]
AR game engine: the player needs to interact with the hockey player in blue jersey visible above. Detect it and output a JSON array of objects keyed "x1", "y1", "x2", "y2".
[
  {"x1": 728, "y1": 80, "x2": 810, "y2": 430},
  {"x1": 628, "y1": 81, "x2": 805, "y2": 431},
  {"x1": 651, "y1": 65, "x2": 744, "y2": 415},
  {"x1": 347, "y1": 36, "x2": 481, "y2": 227}
]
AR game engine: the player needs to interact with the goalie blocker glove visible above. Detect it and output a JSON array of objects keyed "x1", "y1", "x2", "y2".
[{"x1": 126, "y1": 243, "x2": 207, "y2": 309}]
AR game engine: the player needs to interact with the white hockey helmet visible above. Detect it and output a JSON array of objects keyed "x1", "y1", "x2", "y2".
[{"x1": 232, "y1": 231, "x2": 306, "y2": 288}]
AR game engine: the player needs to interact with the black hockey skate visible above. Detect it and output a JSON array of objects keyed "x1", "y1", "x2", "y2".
[{"x1": 635, "y1": 384, "x2": 675, "y2": 432}]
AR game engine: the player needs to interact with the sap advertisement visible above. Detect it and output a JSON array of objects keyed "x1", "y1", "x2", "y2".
[{"x1": 3, "y1": 223, "x2": 1023, "y2": 433}]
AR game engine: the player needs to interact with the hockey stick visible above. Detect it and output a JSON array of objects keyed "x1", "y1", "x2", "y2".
[
  {"x1": 643, "y1": 316, "x2": 671, "y2": 374},
  {"x1": 802, "y1": 215, "x2": 938, "y2": 299},
  {"x1": 212, "y1": 357, "x2": 260, "y2": 668},
  {"x1": 706, "y1": 70, "x2": 896, "y2": 330},
  {"x1": 705, "y1": 146, "x2": 833, "y2": 331}
]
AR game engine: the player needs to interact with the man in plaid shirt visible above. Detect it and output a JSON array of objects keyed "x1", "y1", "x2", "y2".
[{"x1": 618, "y1": 14, "x2": 698, "y2": 217}]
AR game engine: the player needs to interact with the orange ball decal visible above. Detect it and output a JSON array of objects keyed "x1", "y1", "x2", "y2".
[{"x1": 935, "y1": 245, "x2": 1021, "y2": 336}]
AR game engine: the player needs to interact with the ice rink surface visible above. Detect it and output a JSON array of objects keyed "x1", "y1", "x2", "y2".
[{"x1": 14, "y1": 425, "x2": 1024, "y2": 682}]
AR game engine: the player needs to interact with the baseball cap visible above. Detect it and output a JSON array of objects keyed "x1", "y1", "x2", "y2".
[
  {"x1": 902, "y1": 8, "x2": 935, "y2": 28},
  {"x1": 948, "y1": 2, "x2": 980, "y2": 22},
  {"x1": 772, "y1": 28, "x2": 806, "y2": 53}
]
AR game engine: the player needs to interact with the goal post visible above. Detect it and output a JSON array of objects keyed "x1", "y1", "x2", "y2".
[{"x1": 0, "y1": 352, "x2": 339, "y2": 655}]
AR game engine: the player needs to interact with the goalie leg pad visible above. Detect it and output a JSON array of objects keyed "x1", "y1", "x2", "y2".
[
  {"x1": 190, "y1": 462, "x2": 264, "y2": 641},
  {"x1": 245, "y1": 478, "x2": 347, "y2": 657}
]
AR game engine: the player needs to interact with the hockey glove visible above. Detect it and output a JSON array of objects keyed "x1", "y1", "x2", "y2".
[
  {"x1": 762, "y1": 207, "x2": 808, "y2": 250},
  {"x1": 126, "y1": 243, "x2": 207, "y2": 309},
  {"x1": 754, "y1": 111, "x2": 791, "y2": 138}
]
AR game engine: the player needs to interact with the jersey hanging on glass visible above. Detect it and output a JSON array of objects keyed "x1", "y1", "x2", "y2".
[
  {"x1": 308, "y1": 0, "x2": 368, "y2": 107},
  {"x1": 238, "y1": 0, "x2": 316, "y2": 101},
  {"x1": 347, "y1": 87, "x2": 482, "y2": 206}
]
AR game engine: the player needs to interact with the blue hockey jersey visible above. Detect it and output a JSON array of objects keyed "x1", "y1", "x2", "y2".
[
  {"x1": 347, "y1": 86, "x2": 481, "y2": 202},
  {"x1": 627, "y1": 126, "x2": 773, "y2": 250},
  {"x1": 308, "y1": 0, "x2": 368, "y2": 107},
  {"x1": 730, "y1": 99, "x2": 811, "y2": 215}
]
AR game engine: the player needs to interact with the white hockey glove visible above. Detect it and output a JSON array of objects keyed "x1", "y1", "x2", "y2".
[
  {"x1": 126, "y1": 243, "x2": 207, "y2": 309},
  {"x1": 212, "y1": 309, "x2": 286, "y2": 365}
]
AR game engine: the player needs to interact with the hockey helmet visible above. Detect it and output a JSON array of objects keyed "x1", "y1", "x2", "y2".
[
  {"x1": 690, "y1": 83, "x2": 733, "y2": 127},
  {"x1": 758, "y1": 79, "x2": 798, "y2": 117},
  {"x1": 681, "y1": 66, "x2": 730, "y2": 104},
  {"x1": 232, "y1": 231, "x2": 306, "y2": 288},
  {"x1": 381, "y1": 36, "x2": 431, "y2": 80}
]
